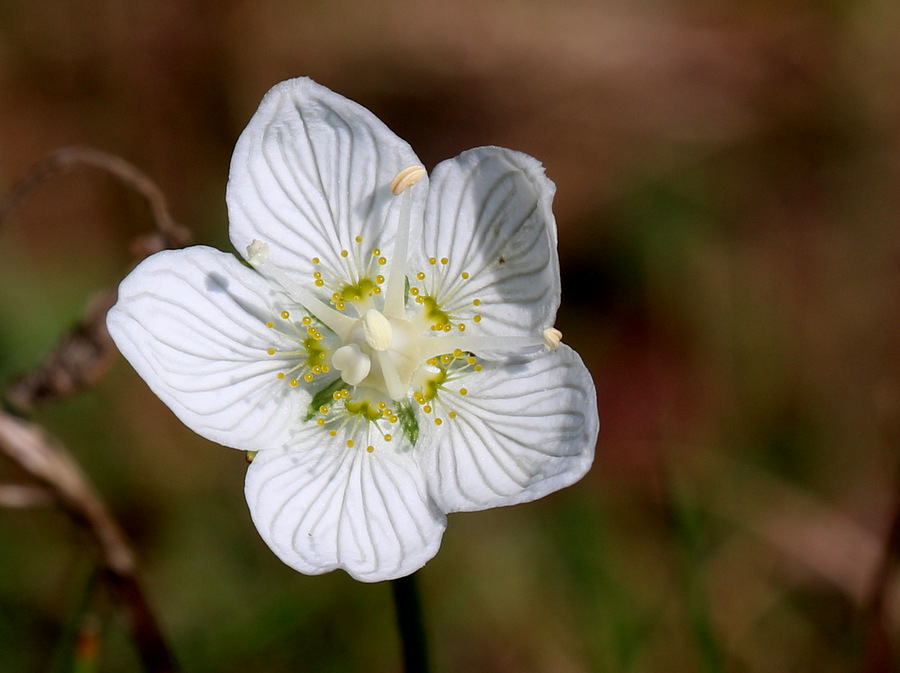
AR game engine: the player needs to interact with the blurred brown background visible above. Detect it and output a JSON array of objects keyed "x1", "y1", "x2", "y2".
[{"x1": 2, "y1": 0, "x2": 900, "y2": 671}]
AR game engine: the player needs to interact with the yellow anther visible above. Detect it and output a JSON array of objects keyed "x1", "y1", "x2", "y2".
[
  {"x1": 277, "y1": 372, "x2": 286, "y2": 380},
  {"x1": 459, "y1": 388, "x2": 468, "y2": 395},
  {"x1": 467, "y1": 356, "x2": 477, "y2": 365},
  {"x1": 355, "y1": 235, "x2": 363, "y2": 243},
  {"x1": 453, "y1": 349, "x2": 462, "y2": 357},
  {"x1": 329, "y1": 429, "x2": 337, "y2": 437},
  {"x1": 304, "y1": 373, "x2": 314, "y2": 382},
  {"x1": 378, "y1": 401, "x2": 387, "y2": 409},
  {"x1": 341, "y1": 249, "x2": 349, "y2": 257},
  {"x1": 290, "y1": 379, "x2": 299, "y2": 387},
  {"x1": 474, "y1": 364, "x2": 482, "y2": 372},
  {"x1": 347, "y1": 440, "x2": 355, "y2": 448},
  {"x1": 458, "y1": 324, "x2": 466, "y2": 332},
  {"x1": 367, "y1": 445, "x2": 374, "y2": 453},
  {"x1": 281, "y1": 310, "x2": 290, "y2": 319},
  {"x1": 390, "y1": 165, "x2": 427, "y2": 195},
  {"x1": 372, "y1": 248, "x2": 381, "y2": 256},
  {"x1": 473, "y1": 315, "x2": 482, "y2": 323},
  {"x1": 266, "y1": 321, "x2": 274, "y2": 328},
  {"x1": 312, "y1": 257, "x2": 320, "y2": 264},
  {"x1": 423, "y1": 405, "x2": 432, "y2": 414},
  {"x1": 384, "y1": 434, "x2": 392, "y2": 441},
  {"x1": 302, "y1": 316, "x2": 312, "y2": 325},
  {"x1": 440, "y1": 257, "x2": 448, "y2": 265},
  {"x1": 319, "y1": 406, "x2": 329, "y2": 414},
  {"x1": 322, "y1": 364, "x2": 331, "y2": 373},
  {"x1": 267, "y1": 347, "x2": 276, "y2": 355},
  {"x1": 316, "y1": 418, "x2": 325, "y2": 426},
  {"x1": 429, "y1": 257, "x2": 437, "y2": 265},
  {"x1": 333, "y1": 391, "x2": 342, "y2": 401},
  {"x1": 378, "y1": 257, "x2": 387, "y2": 265},
  {"x1": 376, "y1": 275, "x2": 385, "y2": 283},
  {"x1": 449, "y1": 411, "x2": 457, "y2": 419},
  {"x1": 473, "y1": 299, "x2": 481, "y2": 306},
  {"x1": 461, "y1": 271, "x2": 470, "y2": 279},
  {"x1": 434, "y1": 418, "x2": 442, "y2": 426},
  {"x1": 417, "y1": 272, "x2": 426, "y2": 280}
]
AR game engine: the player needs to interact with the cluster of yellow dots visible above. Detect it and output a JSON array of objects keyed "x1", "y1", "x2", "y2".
[
  {"x1": 412, "y1": 348, "x2": 481, "y2": 426},
  {"x1": 410, "y1": 256, "x2": 483, "y2": 332},
  {"x1": 314, "y1": 388, "x2": 400, "y2": 454},
  {"x1": 265, "y1": 311, "x2": 330, "y2": 387},
  {"x1": 311, "y1": 235, "x2": 388, "y2": 311}
]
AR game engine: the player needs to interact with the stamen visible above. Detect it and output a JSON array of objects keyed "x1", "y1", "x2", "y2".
[
  {"x1": 543, "y1": 328, "x2": 563, "y2": 349},
  {"x1": 384, "y1": 166, "x2": 425, "y2": 317},
  {"x1": 390, "y1": 165, "x2": 426, "y2": 195},
  {"x1": 362, "y1": 309, "x2": 393, "y2": 352},
  {"x1": 418, "y1": 335, "x2": 543, "y2": 360},
  {"x1": 246, "y1": 240, "x2": 270, "y2": 266}
]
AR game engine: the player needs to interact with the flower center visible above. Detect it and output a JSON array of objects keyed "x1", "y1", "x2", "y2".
[
  {"x1": 249, "y1": 165, "x2": 548, "y2": 451},
  {"x1": 331, "y1": 308, "x2": 422, "y2": 400}
]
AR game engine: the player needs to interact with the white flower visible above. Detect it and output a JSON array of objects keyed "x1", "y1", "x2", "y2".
[{"x1": 107, "y1": 77, "x2": 599, "y2": 582}]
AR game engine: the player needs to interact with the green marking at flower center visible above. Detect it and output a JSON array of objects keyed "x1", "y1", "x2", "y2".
[
  {"x1": 341, "y1": 277, "x2": 376, "y2": 302},
  {"x1": 304, "y1": 336, "x2": 327, "y2": 368},
  {"x1": 421, "y1": 368, "x2": 447, "y2": 401},
  {"x1": 345, "y1": 398, "x2": 383, "y2": 422},
  {"x1": 421, "y1": 295, "x2": 450, "y2": 328}
]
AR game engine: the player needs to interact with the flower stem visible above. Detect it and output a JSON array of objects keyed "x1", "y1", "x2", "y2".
[{"x1": 391, "y1": 572, "x2": 430, "y2": 673}]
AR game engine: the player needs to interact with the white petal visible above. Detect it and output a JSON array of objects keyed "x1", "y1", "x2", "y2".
[
  {"x1": 421, "y1": 345, "x2": 598, "y2": 512},
  {"x1": 227, "y1": 77, "x2": 427, "y2": 292},
  {"x1": 415, "y1": 147, "x2": 560, "y2": 337},
  {"x1": 245, "y1": 433, "x2": 447, "y2": 582},
  {"x1": 107, "y1": 246, "x2": 307, "y2": 451}
]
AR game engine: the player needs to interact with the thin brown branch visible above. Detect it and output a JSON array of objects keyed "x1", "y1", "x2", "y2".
[
  {"x1": 0, "y1": 409, "x2": 178, "y2": 672},
  {"x1": 1, "y1": 148, "x2": 192, "y2": 411},
  {"x1": 7, "y1": 289, "x2": 119, "y2": 412},
  {"x1": 0, "y1": 483, "x2": 54, "y2": 508},
  {"x1": 0, "y1": 146, "x2": 189, "y2": 250}
]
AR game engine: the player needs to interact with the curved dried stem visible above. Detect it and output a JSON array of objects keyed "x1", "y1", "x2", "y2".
[
  {"x1": 0, "y1": 146, "x2": 189, "y2": 250},
  {"x1": 0, "y1": 408, "x2": 178, "y2": 672}
]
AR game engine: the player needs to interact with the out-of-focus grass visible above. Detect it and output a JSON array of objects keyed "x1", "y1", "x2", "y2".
[{"x1": 2, "y1": 0, "x2": 900, "y2": 671}]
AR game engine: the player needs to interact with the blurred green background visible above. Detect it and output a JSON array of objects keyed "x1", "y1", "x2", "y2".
[{"x1": 2, "y1": 0, "x2": 900, "y2": 671}]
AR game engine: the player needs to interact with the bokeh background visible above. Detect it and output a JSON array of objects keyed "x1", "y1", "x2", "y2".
[{"x1": 2, "y1": 0, "x2": 900, "y2": 671}]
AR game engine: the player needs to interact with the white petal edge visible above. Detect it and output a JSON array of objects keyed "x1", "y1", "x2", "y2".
[
  {"x1": 414, "y1": 147, "x2": 560, "y2": 338},
  {"x1": 107, "y1": 246, "x2": 307, "y2": 451},
  {"x1": 420, "y1": 345, "x2": 598, "y2": 512},
  {"x1": 227, "y1": 77, "x2": 427, "y2": 292},
  {"x1": 245, "y1": 432, "x2": 447, "y2": 582}
]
